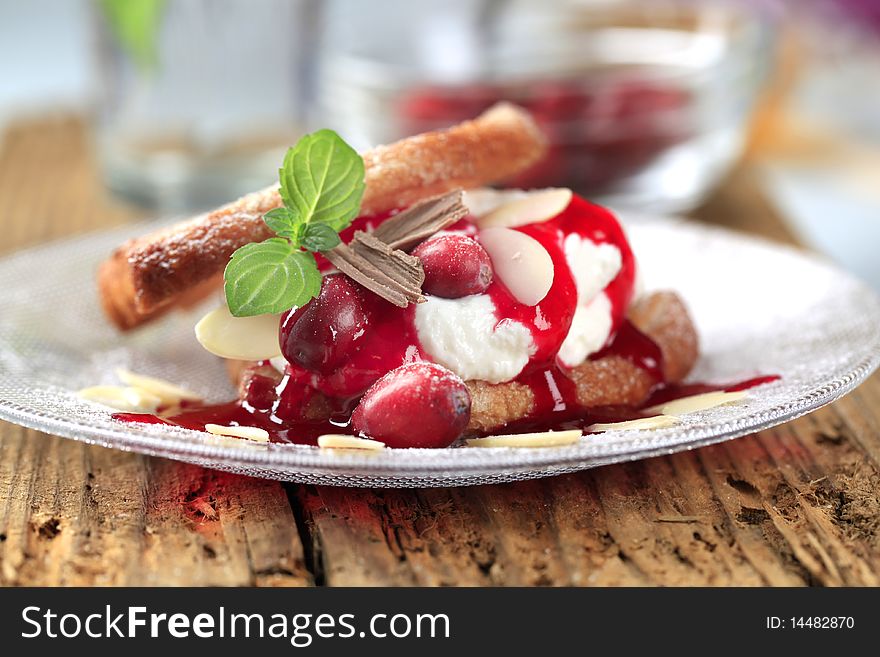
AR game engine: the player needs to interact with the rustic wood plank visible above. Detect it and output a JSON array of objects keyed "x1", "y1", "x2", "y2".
[
  {"x1": 1, "y1": 119, "x2": 879, "y2": 587},
  {"x1": 0, "y1": 427, "x2": 312, "y2": 586}
]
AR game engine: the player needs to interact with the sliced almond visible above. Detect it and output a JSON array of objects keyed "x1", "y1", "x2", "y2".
[
  {"x1": 116, "y1": 368, "x2": 202, "y2": 405},
  {"x1": 462, "y1": 188, "x2": 528, "y2": 217},
  {"x1": 205, "y1": 435, "x2": 265, "y2": 449},
  {"x1": 644, "y1": 390, "x2": 748, "y2": 416},
  {"x1": 317, "y1": 434, "x2": 386, "y2": 450},
  {"x1": 77, "y1": 385, "x2": 158, "y2": 412},
  {"x1": 121, "y1": 387, "x2": 163, "y2": 412},
  {"x1": 465, "y1": 429, "x2": 582, "y2": 448},
  {"x1": 587, "y1": 415, "x2": 680, "y2": 432},
  {"x1": 204, "y1": 423, "x2": 270, "y2": 442},
  {"x1": 195, "y1": 305, "x2": 282, "y2": 361},
  {"x1": 477, "y1": 188, "x2": 572, "y2": 229},
  {"x1": 479, "y1": 227, "x2": 554, "y2": 306}
]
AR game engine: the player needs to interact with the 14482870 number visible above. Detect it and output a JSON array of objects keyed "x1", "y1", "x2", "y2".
[
  {"x1": 766, "y1": 617, "x2": 855, "y2": 630},
  {"x1": 792, "y1": 617, "x2": 854, "y2": 629}
]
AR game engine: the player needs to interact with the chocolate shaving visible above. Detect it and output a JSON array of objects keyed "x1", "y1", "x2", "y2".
[
  {"x1": 371, "y1": 190, "x2": 468, "y2": 252},
  {"x1": 324, "y1": 189, "x2": 468, "y2": 307},
  {"x1": 353, "y1": 232, "x2": 424, "y2": 291},
  {"x1": 324, "y1": 241, "x2": 424, "y2": 308}
]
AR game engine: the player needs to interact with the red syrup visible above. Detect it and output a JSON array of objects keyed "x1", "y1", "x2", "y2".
[
  {"x1": 641, "y1": 375, "x2": 781, "y2": 409},
  {"x1": 486, "y1": 373, "x2": 781, "y2": 436},
  {"x1": 490, "y1": 322, "x2": 779, "y2": 435},
  {"x1": 549, "y1": 195, "x2": 637, "y2": 329},
  {"x1": 112, "y1": 363, "x2": 780, "y2": 444},
  {"x1": 112, "y1": 402, "x2": 349, "y2": 446}
]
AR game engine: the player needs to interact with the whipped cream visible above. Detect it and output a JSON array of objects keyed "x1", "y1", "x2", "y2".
[
  {"x1": 558, "y1": 293, "x2": 613, "y2": 367},
  {"x1": 557, "y1": 234, "x2": 622, "y2": 367},
  {"x1": 414, "y1": 294, "x2": 535, "y2": 383},
  {"x1": 563, "y1": 234, "x2": 622, "y2": 303}
]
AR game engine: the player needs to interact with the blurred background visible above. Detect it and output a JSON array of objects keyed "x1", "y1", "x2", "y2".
[{"x1": 1, "y1": 0, "x2": 879, "y2": 289}]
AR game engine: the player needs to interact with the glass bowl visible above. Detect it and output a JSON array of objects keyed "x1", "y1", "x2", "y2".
[{"x1": 315, "y1": 0, "x2": 773, "y2": 213}]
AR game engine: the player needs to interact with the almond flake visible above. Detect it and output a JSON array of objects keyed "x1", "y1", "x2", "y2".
[
  {"x1": 121, "y1": 387, "x2": 163, "y2": 412},
  {"x1": 462, "y1": 188, "x2": 528, "y2": 217},
  {"x1": 317, "y1": 434, "x2": 386, "y2": 450},
  {"x1": 77, "y1": 385, "x2": 157, "y2": 412},
  {"x1": 116, "y1": 369, "x2": 202, "y2": 404},
  {"x1": 465, "y1": 429, "x2": 582, "y2": 448},
  {"x1": 477, "y1": 188, "x2": 572, "y2": 229},
  {"x1": 587, "y1": 415, "x2": 680, "y2": 432},
  {"x1": 479, "y1": 227, "x2": 554, "y2": 306},
  {"x1": 643, "y1": 391, "x2": 748, "y2": 416},
  {"x1": 204, "y1": 424, "x2": 270, "y2": 442},
  {"x1": 195, "y1": 306, "x2": 282, "y2": 361}
]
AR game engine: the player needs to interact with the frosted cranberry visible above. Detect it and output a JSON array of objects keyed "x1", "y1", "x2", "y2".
[
  {"x1": 412, "y1": 234, "x2": 493, "y2": 298},
  {"x1": 279, "y1": 274, "x2": 372, "y2": 375},
  {"x1": 351, "y1": 362, "x2": 471, "y2": 448}
]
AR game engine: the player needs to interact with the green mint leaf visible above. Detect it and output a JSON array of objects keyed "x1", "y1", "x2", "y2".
[
  {"x1": 224, "y1": 238, "x2": 321, "y2": 317},
  {"x1": 278, "y1": 129, "x2": 365, "y2": 233},
  {"x1": 225, "y1": 130, "x2": 364, "y2": 316},
  {"x1": 263, "y1": 207, "x2": 298, "y2": 239},
  {"x1": 300, "y1": 223, "x2": 342, "y2": 252}
]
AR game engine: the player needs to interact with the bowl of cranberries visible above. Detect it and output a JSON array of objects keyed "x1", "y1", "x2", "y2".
[{"x1": 316, "y1": 0, "x2": 772, "y2": 213}]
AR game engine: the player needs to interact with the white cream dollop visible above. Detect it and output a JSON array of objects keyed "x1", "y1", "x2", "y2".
[
  {"x1": 558, "y1": 235, "x2": 622, "y2": 367},
  {"x1": 414, "y1": 294, "x2": 535, "y2": 383},
  {"x1": 563, "y1": 234, "x2": 622, "y2": 303},
  {"x1": 557, "y1": 293, "x2": 613, "y2": 367}
]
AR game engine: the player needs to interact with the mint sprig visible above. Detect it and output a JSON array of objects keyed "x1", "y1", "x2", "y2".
[{"x1": 223, "y1": 130, "x2": 365, "y2": 317}]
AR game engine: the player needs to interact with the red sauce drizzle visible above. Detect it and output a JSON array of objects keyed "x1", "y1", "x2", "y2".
[
  {"x1": 642, "y1": 375, "x2": 781, "y2": 409},
  {"x1": 113, "y1": 402, "x2": 348, "y2": 446}
]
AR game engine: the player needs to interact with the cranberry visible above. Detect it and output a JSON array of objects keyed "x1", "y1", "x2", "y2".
[
  {"x1": 412, "y1": 234, "x2": 493, "y2": 298},
  {"x1": 351, "y1": 362, "x2": 471, "y2": 448},
  {"x1": 279, "y1": 274, "x2": 372, "y2": 375}
]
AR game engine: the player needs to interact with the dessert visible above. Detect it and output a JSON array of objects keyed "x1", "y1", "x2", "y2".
[{"x1": 92, "y1": 103, "x2": 770, "y2": 450}]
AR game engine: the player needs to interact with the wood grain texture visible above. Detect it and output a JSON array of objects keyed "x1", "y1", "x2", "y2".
[{"x1": 1, "y1": 118, "x2": 879, "y2": 586}]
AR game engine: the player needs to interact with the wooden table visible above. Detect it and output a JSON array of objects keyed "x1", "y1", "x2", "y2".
[{"x1": 1, "y1": 118, "x2": 879, "y2": 587}]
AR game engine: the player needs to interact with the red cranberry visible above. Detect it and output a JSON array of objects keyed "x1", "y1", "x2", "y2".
[
  {"x1": 279, "y1": 274, "x2": 372, "y2": 375},
  {"x1": 351, "y1": 362, "x2": 471, "y2": 448},
  {"x1": 412, "y1": 234, "x2": 493, "y2": 298}
]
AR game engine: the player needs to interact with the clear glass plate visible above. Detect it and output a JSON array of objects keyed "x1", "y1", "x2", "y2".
[{"x1": 1, "y1": 217, "x2": 878, "y2": 487}]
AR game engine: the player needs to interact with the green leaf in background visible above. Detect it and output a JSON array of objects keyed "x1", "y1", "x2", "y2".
[
  {"x1": 263, "y1": 207, "x2": 298, "y2": 239},
  {"x1": 224, "y1": 238, "x2": 322, "y2": 317},
  {"x1": 300, "y1": 223, "x2": 342, "y2": 253},
  {"x1": 278, "y1": 129, "x2": 365, "y2": 232},
  {"x1": 99, "y1": 0, "x2": 166, "y2": 72}
]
